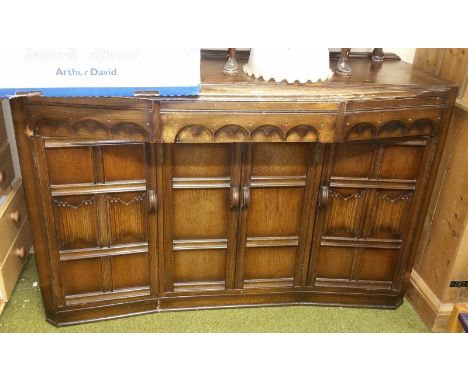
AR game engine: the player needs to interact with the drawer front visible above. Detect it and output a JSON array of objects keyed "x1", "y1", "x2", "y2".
[
  {"x1": 343, "y1": 107, "x2": 445, "y2": 142},
  {"x1": 0, "y1": 143, "x2": 15, "y2": 196},
  {"x1": 0, "y1": 218, "x2": 32, "y2": 302},
  {"x1": 26, "y1": 101, "x2": 154, "y2": 142},
  {"x1": 160, "y1": 99, "x2": 339, "y2": 143},
  {"x1": 0, "y1": 105, "x2": 7, "y2": 144},
  {"x1": 0, "y1": 181, "x2": 28, "y2": 264},
  {"x1": 161, "y1": 110, "x2": 339, "y2": 143}
]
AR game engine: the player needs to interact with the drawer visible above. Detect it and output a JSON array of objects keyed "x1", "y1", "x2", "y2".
[
  {"x1": 26, "y1": 101, "x2": 154, "y2": 142},
  {"x1": 0, "y1": 105, "x2": 7, "y2": 144},
  {"x1": 0, "y1": 143, "x2": 15, "y2": 196},
  {"x1": 0, "y1": 218, "x2": 32, "y2": 302},
  {"x1": 343, "y1": 106, "x2": 445, "y2": 142},
  {"x1": 0, "y1": 181, "x2": 28, "y2": 264},
  {"x1": 161, "y1": 111, "x2": 338, "y2": 143}
]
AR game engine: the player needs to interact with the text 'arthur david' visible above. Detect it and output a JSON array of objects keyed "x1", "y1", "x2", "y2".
[{"x1": 56, "y1": 68, "x2": 117, "y2": 76}]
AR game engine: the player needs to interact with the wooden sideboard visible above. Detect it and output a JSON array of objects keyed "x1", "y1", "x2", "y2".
[{"x1": 9, "y1": 51, "x2": 457, "y2": 326}]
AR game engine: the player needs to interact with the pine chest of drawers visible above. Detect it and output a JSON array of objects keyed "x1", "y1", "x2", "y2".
[
  {"x1": 0, "y1": 104, "x2": 32, "y2": 314},
  {"x1": 10, "y1": 51, "x2": 457, "y2": 326}
]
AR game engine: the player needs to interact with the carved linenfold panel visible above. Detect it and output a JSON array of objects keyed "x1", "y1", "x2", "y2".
[
  {"x1": 173, "y1": 124, "x2": 322, "y2": 143},
  {"x1": 323, "y1": 189, "x2": 366, "y2": 237},
  {"x1": 107, "y1": 192, "x2": 147, "y2": 245},
  {"x1": 53, "y1": 195, "x2": 99, "y2": 250},
  {"x1": 366, "y1": 192, "x2": 413, "y2": 240}
]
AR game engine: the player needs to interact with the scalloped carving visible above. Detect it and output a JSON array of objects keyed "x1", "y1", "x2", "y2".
[
  {"x1": 175, "y1": 125, "x2": 214, "y2": 142},
  {"x1": 345, "y1": 118, "x2": 437, "y2": 141},
  {"x1": 250, "y1": 125, "x2": 286, "y2": 141},
  {"x1": 285, "y1": 125, "x2": 320, "y2": 142},
  {"x1": 173, "y1": 123, "x2": 323, "y2": 143},
  {"x1": 34, "y1": 118, "x2": 149, "y2": 140},
  {"x1": 213, "y1": 124, "x2": 249, "y2": 141},
  {"x1": 378, "y1": 120, "x2": 405, "y2": 138},
  {"x1": 35, "y1": 119, "x2": 71, "y2": 137},
  {"x1": 345, "y1": 123, "x2": 377, "y2": 141},
  {"x1": 407, "y1": 118, "x2": 434, "y2": 136},
  {"x1": 112, "y1": 123, "x2": 148, "y2": 140},
  {"x1": 74, "y1": 119, "x2": 109, "y2": 138}
]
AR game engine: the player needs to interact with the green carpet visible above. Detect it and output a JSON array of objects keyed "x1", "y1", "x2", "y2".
[{"x1": 0, "y1": 256, "x2": 429, "y2": 332}]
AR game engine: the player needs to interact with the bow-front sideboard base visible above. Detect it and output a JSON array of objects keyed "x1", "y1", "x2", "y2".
[{"x1": 10, "y1": 51, "x2": 457, "y2": 326}]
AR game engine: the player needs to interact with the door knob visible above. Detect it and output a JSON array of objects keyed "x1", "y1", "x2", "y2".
[
  {"x1": 0, "y1": 169, "x2": 6, "y2": 184},
  {"x1": 10, "y1": 209, "x2": 22, "y2": 223},
  {"x1": 15, "y1": 247, "x2": 27, "y2": 259}
]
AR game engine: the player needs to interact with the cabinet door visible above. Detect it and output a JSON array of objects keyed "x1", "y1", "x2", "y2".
[
  {"x1": 163, "y1": 144, "x2": 242, "y2": 292},
  {"x1": 235, "y1": 143, "x2": 322, "y2": 289},
  {"x1": 307, "y1": 140, "x2": 431, "y2": 291},
  {"x1": 34, "y1": 139, "x2": 157, "y2": 306}
]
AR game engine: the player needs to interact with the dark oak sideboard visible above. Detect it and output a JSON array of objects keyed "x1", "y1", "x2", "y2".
[{"x1": 10, "y1": 52, "x2": 457, "y2": 326}]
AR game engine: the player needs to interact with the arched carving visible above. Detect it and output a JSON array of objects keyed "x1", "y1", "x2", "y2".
[
  {"x1": 250, "y1": 125, "x2": 286, "y2": 141},
  {"x1": 35, "y1": 119, "x2": 71, "y2": 137},
  {"x1": 344, "y1": 122, "x2": 377, "y2": 141},
  {"x1": 213, "y1": 124, "x2": 249, "y2": 141},
  {"x1": 378, "y1": 120, "x2": 405, "y2": 138},
  {"x1": 112, "y1": 122, "x2": 149, "y2": 140},
  {"x1": 34, "y1": 118, "x2": 149, "y2": 140},
  {"x1": 407, "y1": 118, "x2": 435, "y2": 136},
  {"x1": 345, "y1": 117, "x2": 437, "y2": 141},
  {"x1": 175, "y1": 125, "x2": 214, "y2": 142},
  {"x1": 285, "y1": 125, "x2": 320, "y2": 142},
  {"x1": 74, "y1": 119, "x2": 109, "y2": 138}
]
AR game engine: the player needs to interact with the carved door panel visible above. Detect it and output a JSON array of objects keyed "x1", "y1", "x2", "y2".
[
  {"x1": 308, "y1": 140, "x2": 431, "y2": 291},
  {"x1": 34, "y1": 140, "x2": 157, "y2": 306},
  {"x1": 164, "y1": 144, "x2": 242, "y2": 292},
  {"x1": 235, "y1": 143, "x2": 322, "y2": 289}
]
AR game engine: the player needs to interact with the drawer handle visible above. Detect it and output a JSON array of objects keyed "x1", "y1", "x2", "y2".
[
  {"x1": 147, "y1": 190, "x2": 157, "y2": 213},
  {"x1": 0, "y1": 169, "x2": 6, "y2": 184},
  {"x1": 230, "y1": 186, "x2": 240, "y2": 210},
  {"x1": 15, "y1": 247, "x2": 27, "y2": 259},
  {"x1": 241, "y1": 185, "x2": 250, "y2": 210},
  {"x1": 10, "y1": 209, "x2": 22, "y2": 223},
  {"x1": 319, "y1": 185, "x2": 329, "y2": 208}
]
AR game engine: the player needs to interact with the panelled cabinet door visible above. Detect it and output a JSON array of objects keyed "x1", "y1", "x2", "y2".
[
  {"x1": 164, "y1": 144, "x2": 242, "y2": 292},
  {"x1": 34, "y1": 140, "x2": 156, "y2": 306},
  {"x1": 235, "y1": 143, "x2": 321, "y2": 289},
  {"x1": 307, "y1": 139, "x2": 431, "y2": 291}
]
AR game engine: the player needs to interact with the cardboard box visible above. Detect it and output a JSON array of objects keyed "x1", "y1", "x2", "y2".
[{"x1": 0, "y1": 48, "x2": 200, "y2": 97}]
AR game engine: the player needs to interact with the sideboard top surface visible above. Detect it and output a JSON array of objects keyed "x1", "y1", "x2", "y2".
[
  {"x1": 21, "y1": 50, "x2": 457, "y2": 109},
  {"x1": 197, "y1": 51, "x2": 455, "y2": 100}
]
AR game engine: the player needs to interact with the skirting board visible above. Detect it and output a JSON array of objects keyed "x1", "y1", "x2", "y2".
[{"x1": 406, "y1": 269, "x2": 454, "y2": 332}]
